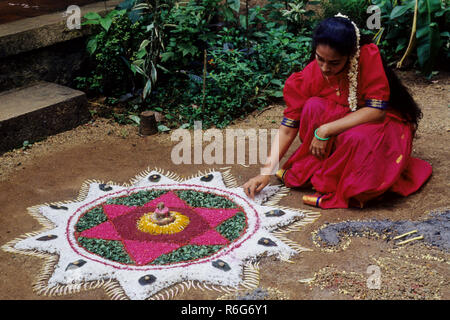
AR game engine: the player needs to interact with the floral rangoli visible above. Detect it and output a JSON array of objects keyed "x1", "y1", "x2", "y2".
[{"x1": 2, "y1": 167, "x2": 319, "y2": 300}]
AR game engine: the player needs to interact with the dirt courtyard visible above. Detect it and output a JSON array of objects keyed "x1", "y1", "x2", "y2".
[{"x1": 0, "y1": 70, "x2": 448, "y2": 300}]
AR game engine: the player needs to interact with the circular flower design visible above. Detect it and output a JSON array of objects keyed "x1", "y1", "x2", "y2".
[
  {"x1": 73, "y1": 189, "x2": 247, "y2": 266},
  {"x1": 4, "y1": 169, "x2": 316, "y2": 300}
]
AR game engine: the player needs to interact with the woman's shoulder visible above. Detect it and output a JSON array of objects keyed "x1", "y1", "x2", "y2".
[{"x1": 359, "y1": 43, "x2": 382, "y2": 61}]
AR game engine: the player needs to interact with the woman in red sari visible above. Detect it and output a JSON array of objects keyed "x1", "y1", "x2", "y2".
[{"x1": 243, "y1": 15, "x2": 432, "y2": 209}]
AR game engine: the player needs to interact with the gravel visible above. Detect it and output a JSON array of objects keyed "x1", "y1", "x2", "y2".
[{"x1": 314, "y1": 209, "x2": 450, "y2": 252}]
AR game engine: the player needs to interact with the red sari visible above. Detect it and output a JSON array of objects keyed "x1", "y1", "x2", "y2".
[{"x1": 280, "y1": 43, "x2": 432, "y2": 209}]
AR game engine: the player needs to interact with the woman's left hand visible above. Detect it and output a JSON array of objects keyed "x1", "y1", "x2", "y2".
[{"x1": 310, "y1": 126, "x2": 330, "y2": 160}]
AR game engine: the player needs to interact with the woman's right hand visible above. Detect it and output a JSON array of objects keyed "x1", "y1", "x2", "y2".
[
  {"x1": 242, "y1": 124, "x2": 297, "y2": 199},
  {"x1": 242, "y1": 174, "x2": 271, "y2": 199}
]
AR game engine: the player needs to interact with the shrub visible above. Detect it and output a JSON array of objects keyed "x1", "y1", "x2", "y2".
[
  {"x1": 78, "y1": 0, "x2": 314, "y2": 128},
  {"x1": 75, "y1": 10, "x2": 147, "y2": 97},
  {"x1": 145, "y1": 22, "x2": 312, "y2": 129},
  {"x1": 373, "y1": 0, "x2": 449, "y2": 78},
  {"x1": 320, "y1": 0, "x2": 373, "y2": 29}
]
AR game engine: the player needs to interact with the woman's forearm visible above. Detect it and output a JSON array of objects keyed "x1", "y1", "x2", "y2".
[
  {"x1": 319, "y1": 107, "x2": 386, "y2": 138},
  {"x1": 261, "y1": 125, "x2": 298, "y2": 175}
]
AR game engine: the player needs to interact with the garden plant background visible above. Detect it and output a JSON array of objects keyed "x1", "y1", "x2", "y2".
[{"x1": 74, "y1": 0, "x2": 449, "y2": 130}]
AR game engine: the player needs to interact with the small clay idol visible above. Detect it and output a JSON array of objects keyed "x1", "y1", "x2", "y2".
[{"x1": 155, "y1": 202, "x2": 169, "y2": 218}]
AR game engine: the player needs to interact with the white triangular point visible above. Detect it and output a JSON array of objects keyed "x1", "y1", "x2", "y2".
[
  {"x1": 132, "y1": 170, "x2": 180, "y2": 187},
  {"x1": 9, "y1": 170, "x2": 310, "y2": 300}
]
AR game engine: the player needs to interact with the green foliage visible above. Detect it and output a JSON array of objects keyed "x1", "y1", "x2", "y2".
[
  {"x1": 188, "y1": 25, "x2": 311, "y2": 128},
  {"x1": 76, "y1": 1, "x2": 320, "y2": 128},
  {"x1": 373, "y1": 0, "x2": 449, "y2": 78},
  {"x1": 150, "y1": 245, "x2": 224, "y2": 264},
  {"x1": 127, "y1": 1, "x2": 178, "y2": 101},
  {"x1": 75, "y1": 206, "x2": 107, "y2": 232},
  {"x1": 373, "y1": 0, "x2": 412, "y2": 62},
  {"x1": 281, "y1": 0, "x2": 320, "y2": 32},
  {"x1": 78, "y1": 237, "x2": 134, "y2": 264},
  {"x1": 161, "y1": 0, "x2": 221, "y2": 66},
  {"x1": 106, "y1": 190, "x2": 168, "y2": 206},
  {"x1": 320, "y1": 0, "x2": 373, "y2": 28},
  {"x1": 216, "y1": 212, "x2": 247, "y2": 241},
  {"x1": 308, "y1": 0, "x2": 448, "y2": 78},
  {"x1": 413, "y1": 0, "x2": 448, "y2": 77},
  {"x1": 148, "y1": 18, "x2": 312, "y2": 128},
  {"x1": 175, "y1": 190, "x2": 237, "y2": 208},
  {"x1": 74, "y1": 10, "x2": 147, "y2": 97},
  {"x1": 253, "y1": 24, "x2": 312, "y2": 89},
  {"x1": 78, "y1": 0, "x2": 448, "y2": 128},
  {"x1": 78, "y1": 0, "x2": 316, "y2": 129},
  {"x1": 82, "y1": 9, "x2": 128, "y2": 34},
  {"x1": 196, "y1": 47, "x2": 265, "y2": 128}
]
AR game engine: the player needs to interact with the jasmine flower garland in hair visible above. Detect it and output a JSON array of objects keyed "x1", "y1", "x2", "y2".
[{"x1": 335, "y1": 13, "x2": 360, "y2": 112}]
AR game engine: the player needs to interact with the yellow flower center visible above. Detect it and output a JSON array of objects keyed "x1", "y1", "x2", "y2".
[{"x1": 137, "y1": 211, "x2": 190, "y2": 235}]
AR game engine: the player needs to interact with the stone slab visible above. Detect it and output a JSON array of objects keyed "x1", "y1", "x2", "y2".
[
  {"x1": 0, "y1": 0, "x2": 122, "y2": 58},
  {"x1": 0, "y1": 81, "x2": 91, "y2": 153}
]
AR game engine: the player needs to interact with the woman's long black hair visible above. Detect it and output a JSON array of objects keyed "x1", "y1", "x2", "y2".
[{"x1": 310, "y1": 17, "x2": 422, "y2": 129}]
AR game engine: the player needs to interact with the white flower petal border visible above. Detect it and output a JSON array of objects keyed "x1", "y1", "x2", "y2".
[{"x1": 2, "y1": 167, "x2": 320, "y2": 300}]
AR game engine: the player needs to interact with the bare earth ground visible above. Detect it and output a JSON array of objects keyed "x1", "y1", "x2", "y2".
[{"x1": 0, "y1": 70, "x2": 448, "y2": 300}]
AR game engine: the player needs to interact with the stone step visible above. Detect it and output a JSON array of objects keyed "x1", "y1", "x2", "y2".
[
  {"x1": 0, "y1": 81, "x2": 90, "y2": 153},
  {"x1": 0, "y1": 0, "x2": 122, "y2": 91},
  {"x1": 0, "y1": 0, "x2": 122, "y2": 58}
]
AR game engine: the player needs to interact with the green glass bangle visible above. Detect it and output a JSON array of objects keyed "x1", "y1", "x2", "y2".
[{"x1": 314, "y1": 128, "x2": 330, "y2": 141}]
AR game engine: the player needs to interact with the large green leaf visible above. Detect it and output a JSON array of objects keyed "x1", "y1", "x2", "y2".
[
  {"x1": 83, "y1": 12, "x2": 102, "y2": 20},
  {"x1": 227, "y1": 0, "x2": 241, "y2": 13},
  {"x1": 81, "y1": 20, "x2": 100, "y2": 26},
  {"x1": 417, "y1": 0, "x2": 442, "y2": 14},
  {"x1": 435, "y1": 7, "x2": 450, "y2": 17},
  {"x1": 136, "y1": 49, "x2": 147, "y2": 59},
  {"x1": 222, "y1": 6, "x2": 237, "y2": 21},
  {"x1": 416, "y1": 23, "x2": 441, "y2": 77},
  {"x1": 86, "y1": 38, "x2": 97, "y2": 55},
  {"x1": 133, "y1": 64, "x2": 146, "y2": 77},
  {"x1": 100, "y1": 16, "x2": 113, "y2": 31},
  {"x1": 150, "y1": 62, "x2": 157, "y2": 84},
  {"x1": 240, "y1": 14, "x2": 247, "y2": 29},
  {"x1": 139, "y1": 39, "x2": 151, "y2": 51},
  {"x1": 106, "y1": 9, "x2": 126, "y2": 19},
  {"x1": 160, "y1": 51, "x2": 175, "y2": 62},
  {"x1": 415, "y1": 0, "x2": 444, "y2": 77},
  {"x1": 143, "y1": 79, "x2": 152, "y2": 99},
  {"x1": 128, "y1": 114, "x2": 141, "y2": 125},
  {"x1": 390, "y1": 1, "x2": 415, "y2": 19}
]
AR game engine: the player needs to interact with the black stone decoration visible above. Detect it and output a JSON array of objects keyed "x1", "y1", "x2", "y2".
[
  {"x1": 50, "y1": 205, "x2": 68, "y2": 210},
  {"x1": 258, "y1": 238, "x2": 277, "y2": 247},
  {"x1": 37, "y1": 235, "x2": 58, "y2": 241},
  {"x1": 139, "y1": 274, "x2": 157, "y2": 286},
  {"x1": 200, "y1": 174, "x2": 214, "y2": 182},
  {"x1": 264, "y1": 209, "x2": 286, "y2": 217},
  {"x1": 65, "y1": 259, "x2": 87, "y2": 271},
  {"x1": 148, "y1": 174, "x2": 161, "y2": 182},
  {"x1": 99, "y1": 184, "x2": 113, "y2": 191},
  {"x1": 212, "y1": 259, "x2": 231, "y2": 271}
]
